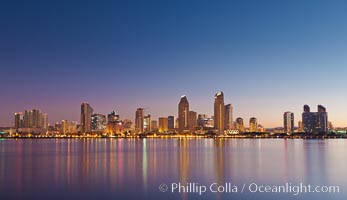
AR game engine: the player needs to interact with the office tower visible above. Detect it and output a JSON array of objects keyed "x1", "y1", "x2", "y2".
[
  {"x1": 197, "y1": 114, "x2": 207, "y2": 127},
  {"x1": 81, "y1": 102, "x2": 94, "y2": 133},
  {"x1": 298, "y1": 121, "x2": 304, "y2": 132},
  {"x1": 135, "y1": 108, "x2": 144, "y2": 133},
  {"x1": 317, "y1": 105, "x2": 328, "y2": 133},
  {"x1": 106, "y1": 111, "x2": 123, "y2": 134},
  {"x1": 108, "y1": 111, "x2": 120, "y2": 123},
  {"x1": 178, "y1": 95, "x2": 189, "y2": 133},
  {"x1": 42, "y1": 113, "x2": 48, "y2": 130},
  {"x1": 224, "y1": 104, "x2": 233, "y2": 130},
  {"x1": 151, "y1": 120, "x2": 158, "y2": 131},
  {"x1": 158, "y1": 117, "x2": 168, "y2": 133},
  {"x1": 235, "y1": 117, "x2": 245, "y2": 132},
  {"x1": 302, "y1": 105, "x2": 328, "y2": 134},
  {"x1": 91, "y1": 114, "x2": 107, "y2": 131},
  {"x1": 144, "y1": 114, "x2": 152, "y2": 132},
  {"x1": 14, "y1": 112, "x2": 24, "y2": 130},
  {"x1": 283, "y1": 112, "x2": 294, "y2": 133},
  {"x1": 61, "y1": 120, "x2": 70, "y2": 134},
  {"x1": 188, "y1": 111, "x2": 197, "y2": 132},
  {"x1": 214, "y1": 92, "x2": 225, "y2": 134},
  {"x1": 24, "y1": 109, "x2": 42, "y2": 128},
  {"x1": 249, "y1": 117, "x2": 258, "y2": 132},
  {"x1": 168, "y1": 116, "x2": 175, "y2": 130}
]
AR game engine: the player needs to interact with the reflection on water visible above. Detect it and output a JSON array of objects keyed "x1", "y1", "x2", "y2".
[{"x1": 0, "y1": 139, "x2": 346, "y2": 200}]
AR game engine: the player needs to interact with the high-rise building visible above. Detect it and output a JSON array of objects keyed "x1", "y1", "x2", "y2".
[
  {"x1": 298, "y1": 121, "x2": 304, "y2": 132},
  {"x1": 42, "y1": 113, "x2": 48, "y2": 130},
  {"x1": 224, "y1": 104, "x2": 233, "y2": 130},
  {"x1": 135, "y1": 108, "x2": 144, "y2": 133},
  {"x1": 197, "y1": 114, "x2": 207, "y2": 127},
  {"x1": 188, "y1": 111, "x2": 197, "y2": 132},
  {"x1": 151, "y1": 120, "x2": 158, "y2": 131},
  {"x1": 92, "y1": 114, "x2": 107, "y2": 131},
  {"x1": 178, "y1": 95, "x2": 189, "y2": 133},
  {"x1": 214, "y1": 92, "x2": 225, "y2": 134},
  {"x1": 249, "y1": 117, "x2": 258, "y2": 133},
  {"x1": 14, "y1": 112, "x2": 24, "y2": 130},
  {"x1": 24, "y1": 109, "x2": 43, "y2": 128},
  {"x1": 283, "y1": 112, "x2": 294, "y2": 133},
  {"x1": 235, "y1": 117, "x2": 245, "y2": 132},
  {"x1": 302, "y1": 105, "x2": 328, "y2": 134},
  {"x1": 81, "y1": 103, "x2": 93, "y2": 133},
  {"x1": 168, "y1": 116, "x2": 175, "y2": 130},
  {"x1": 144, "y1": 114, "x2": 152, "y2": 132},
  {"x1": 158, "y1": 117, "x2": 168, "y2": 133},
  {"x1": 106, "y1": 111, "x2": 123, "y2": 134}
]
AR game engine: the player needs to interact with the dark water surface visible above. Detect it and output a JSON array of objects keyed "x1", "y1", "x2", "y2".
[{"x1": 0, "y1": 139, "x2": 346, "y2": 200}]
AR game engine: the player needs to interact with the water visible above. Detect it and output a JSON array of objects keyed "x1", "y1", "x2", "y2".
[{"x1": 0, "y1": 139, "x2": 346, "y2": 200}]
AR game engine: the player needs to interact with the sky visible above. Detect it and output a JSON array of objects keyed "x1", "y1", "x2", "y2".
[{"x1": 1, "y1": 0, "x2": 347, "y2": 128}]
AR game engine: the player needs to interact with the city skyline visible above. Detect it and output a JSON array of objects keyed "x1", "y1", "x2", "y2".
[{"x1": 1, "y1": 0, "x2": 347, "y2": 127}]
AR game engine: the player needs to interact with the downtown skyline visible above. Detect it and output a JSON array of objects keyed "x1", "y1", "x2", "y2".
[{"x1": 1, "y1": 0, "x2": 347, "y2": 127}]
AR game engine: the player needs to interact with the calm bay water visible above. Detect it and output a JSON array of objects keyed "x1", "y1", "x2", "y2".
[{"x1": 0, "y1": 139, "x2": 346, "y2": 200}]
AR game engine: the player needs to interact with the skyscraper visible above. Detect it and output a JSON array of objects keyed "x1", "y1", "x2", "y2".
[
  {"x1": 249, "y1": 117, "x2": 258, "y2": 133},
  {"x1": 178, "y1": 95, "x2": 189, "y2": 133},
  {"x1": 302, "y1": 105, "x2": 328, "y2": 134},
  {"x1": 235, "y1": 117, "x2": 245, "y2": 132},
  {"x1": 91, "y1": 114, "x2": 107, "y2": 131},
  {"x1": 158, "y1": 117, "x2": 168, "y2": 133},
  {"x1": 81, "y1": 102, "x2": 93, "y2": 133},
  {"x1": 24, "y1": 109, "x2": 43, "y2": 128},
  {"x1": 283, "y1": 112, "x2": 294, "y2": 133},
  {"x1": 188, "y1": 111, "x2": 197, "y2": 132},
  {"x1": 224, "y1": 104, "x2": 233, "y2": 130},
  {"x1": 42, "y1": 113, "x2": 48, "y2": 130},
  {"x1": 144, "y1": 114, "x2": 152, "y2": 132},
  {"x1": 214, "y1": 92, "x2": 225, "y2": 134},
  {"x1": 168, "y1": 116, "x2": 175, "y2": 130},
  {"x1": 135, "y1": 108, "x2": 144, "y2": 133},
  {"x1": 14, "y1": 112, "x2": 24, "y2": 130}
]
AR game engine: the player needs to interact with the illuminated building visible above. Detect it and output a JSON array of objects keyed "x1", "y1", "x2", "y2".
[
  {"x1": 283, "y1": 112, "x2": 294, "y2": 133},
  {"x1": 42, "y1": 113, "x2": 48, "y2": 130},
  {"x1": 197, "y1": 114, "x2": 207, "y2": 127},
  {"x1": 14, "y1": 112, "x2": 24, "y2": 130},
  {"x1": 214, "y1": 92, "x2": 225, "y2": 134},
  {"x1": 144, "y1": 114, "x2": 152, "y2": 132},
  {"x1": 249, "y1": 117, "x2": 257, "y2": 132},
  {"x1": 235, "y1": 118, "x2": 245, "y2": 132},
  {"x1": 158, "y1": 117, "x2": 168, "y2": 133},
  {"x1": 81, "y1": 102, "x2": 93, "y2": 133},
  {"x1": 168, "y1": 116, "x2": 175, "y2": 130},
  {"x1": 188, "y1": 111, "x2": 197, "y2": 132},
  {"x1": 135, "y1": 108, "x2": 144, "y2": 133},
  {"x1": 151, "y1": 120, "x2": 158, "y2": 131},
  {"x1": 302, "y1": 105, "x2": 328, "y2": 134},
  {"x1": 106, "y1": 111, "x2": 123, "y2": 134},
  {"x1": 92, "y1": 114, "x2": 107, "y2": 131},
  {"x1": 61, "y1": 120, "x2": 77, "y2": 134},
  {"x1": 24, "y1": 109, "x2": 42, "y2": 128},
  {"x1": 224, "y1": 104, "x2": 233, "y2": 130},
  {"x1": 298, "y1": 121, "x2": 304, "y2": 132},
  {"x1": 178, "y1": 95, "x2": 189, "y2": 133}
]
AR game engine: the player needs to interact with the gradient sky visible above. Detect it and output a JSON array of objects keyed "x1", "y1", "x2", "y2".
[{"x1": 1, "y1": 0, "x2": 347, "y2": 127}]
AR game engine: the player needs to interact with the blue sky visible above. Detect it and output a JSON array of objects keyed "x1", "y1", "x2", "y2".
[{"x1": 1, "y1": 0, "x2": 347, "y2": 127}]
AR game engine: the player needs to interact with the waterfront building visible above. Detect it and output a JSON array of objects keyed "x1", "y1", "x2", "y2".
[
  {"x1": 135, "y1": 108, "x2": 144, "y2": 133},
  {"x1": 214, "y1": 92, "x2": 225, "y2": 134},
  {"x1": 249, "y1": 117, "x2": 258, "y2": 133},
  {"x1": 283, "y1": 112, "x2": 294, "y2": 133},
  {"x1": 158, "y1": 117, "x2": 168, "y2": 133},
  {"x1": 235, "y1": 117, "x2": 245, "y2": 132},
  {"x1": 92, "y1": 114, "x2": 107, "y2": 131},
  {"x1": 81, "y1": 103, "x2": 93, "y2": 133},
  {"x1": 302, "y1": 105, "x2": 328, "y2": 134},
  {"x1": 144, "y1": 114, "x2": 152, "y2": 132},
  {"x1": 178, "y1": 95, "x2": 189, "y2": 133},
  {"x1": 188, "y1": 111, "x2": 197, "y2": 132},
  {"x1": 168, "y1": 116, "x2": 175, "y2": 130},
  {"x1": 14, "y1": 112, "x2": 24, "y2": 130},
  {"x1": 224, "y1": 104, "x2": 233, "y2": 130}
]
